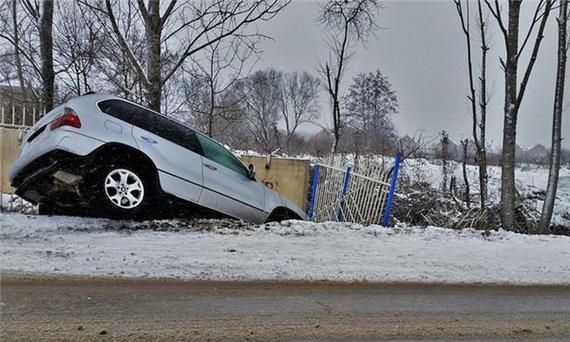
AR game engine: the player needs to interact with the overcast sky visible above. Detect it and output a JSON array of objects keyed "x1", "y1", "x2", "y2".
[{"x1": 255, "y1": 0, "x2": 569, "y2": 149}]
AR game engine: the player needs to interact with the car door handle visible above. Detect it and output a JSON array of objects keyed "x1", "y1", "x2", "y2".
[
  {"x1": 204, "y1": 163, "x2": 217, "y2": 171},
  {"x1": 141, "y1": 136, "x2": 157, "y2": 144}
]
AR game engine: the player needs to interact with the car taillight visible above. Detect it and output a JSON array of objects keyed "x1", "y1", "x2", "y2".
[{"x1": 50, "y1": 108, "x2": 81, "y2": 130}]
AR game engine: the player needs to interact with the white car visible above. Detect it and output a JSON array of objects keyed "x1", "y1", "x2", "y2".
[{"x1": 9, "y1": 93, "x2": 307, "y2": 223}]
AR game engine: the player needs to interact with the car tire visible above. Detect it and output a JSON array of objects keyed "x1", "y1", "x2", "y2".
[
  {"x1": 266, "y1": 208, "x2": 301, "y2": 223},
  {"x1": 38, "y1": 202, "x2": 60, "y2": 216},
  {"x1": 90, "y1": 161, "x2": 156, "y2": 219}
]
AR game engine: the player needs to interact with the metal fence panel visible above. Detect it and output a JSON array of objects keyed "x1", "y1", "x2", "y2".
[{"x1": 310, "y1": 155, "x2": 395, "y2": 225}]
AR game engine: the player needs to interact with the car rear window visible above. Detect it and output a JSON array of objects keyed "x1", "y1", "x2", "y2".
[{"x1": 98, "y1": 99, "x2": 141, "y2": 123}]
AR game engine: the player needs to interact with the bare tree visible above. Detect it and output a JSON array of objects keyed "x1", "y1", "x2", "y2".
[
  {"x1": 0, "y1": 0, "x2": 44, "y2": 104},
  {"x1": 9, "y1": 0, "x2": 25, "y2": 92},
  {"x1": 87, "y1": 0, "x2": 147, "y2": 102},
  {"x1": 453, "y1": 0, "x2": 490, "y2": 210},
  {"x1": 12, "y1": 0, "x2": 55, "y2": 109},
  {"x1": 280, "y1": 71, "x2": 320, "y2": 154},
  {"x1": 190, "y1": 25, "x2": 258, "y2": 137},
  {"x1": 318, "y1": 0, "x2": 382, "y2": 153},
  {"x1": 484, "y1": 0, "x2": 554, "y2": 230},
  {"x1": 54, "y1": 1, "x2": 102, "y2": 99},
  {"x1": 537, "y1": 0, "x2": 569, "y2": 233},
  {"x1": 83, "y1": 0, "x2": 290, "y2": 112},
  {"x1": 307, "y1": 129, "x2": 334, "y2": 157},
  {"x1": 238, "y1": 68, "x2": 282, "y2": 153}
]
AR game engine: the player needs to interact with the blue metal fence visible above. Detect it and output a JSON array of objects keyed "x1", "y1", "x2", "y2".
[{"x1": 308, "y1": 153, "x2": 401, "y2": 226}]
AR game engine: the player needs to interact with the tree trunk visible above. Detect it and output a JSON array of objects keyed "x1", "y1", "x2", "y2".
[
  {"x1": 441, "y1": 132, "x2": 450, "y2": 192},
  {"x1": 477, "y1": 0, "x2": 488, "y2": 210},
  {"x1": 12, "y1": 0, "x2": 26, "y2": 96},
  {"x1": 462, "y1": 140, "x2": 470, "y2": 208},
  {"x1": 145, "y1": 0, "x2": 162, "y2": 112},
  {"x1": 208, "y1": 79, "x2": 215, "y2": 137},
  {"x1": 40, "y1": 0, "x2": 54, "y2": 111},
  {"x1": 500, "y1": 1, "x2": 521, "y2": 231},
  {"x1": 332, "y1": 101, "x2": 340, "y2": 153},
  {"x1": 537, "y1": 0, "x2": 568, "y2": 234}
]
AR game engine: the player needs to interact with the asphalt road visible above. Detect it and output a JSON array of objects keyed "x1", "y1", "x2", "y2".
[{"x1": 1, "y1": 276, "x2": 569, "y2": 341}]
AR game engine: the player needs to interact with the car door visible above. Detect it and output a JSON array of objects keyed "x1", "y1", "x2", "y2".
[
  {"x1": 195, "y1": 132, "x2": 267, "y2": 223},
  {"x1": 129, "y1": 106, "x2": 204, "y2": 203}
]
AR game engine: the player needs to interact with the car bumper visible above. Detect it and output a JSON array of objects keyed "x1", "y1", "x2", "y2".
[
  {"x1": 10, "y1": 150, "x2": 91, "y2": 204},
  {"x1": 9, "y1": 128, "x2": 104, "y2": 185}
]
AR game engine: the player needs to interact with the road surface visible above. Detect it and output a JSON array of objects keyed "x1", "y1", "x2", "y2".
[{"x1": 1, "y1": 276, "x2": 569, "y2": 341}]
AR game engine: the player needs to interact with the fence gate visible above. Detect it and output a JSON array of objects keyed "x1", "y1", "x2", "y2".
[{"x1": 307, "y1": 154, "x2": 401, "y2": 226}]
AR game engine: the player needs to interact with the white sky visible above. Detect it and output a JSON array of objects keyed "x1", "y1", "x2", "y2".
[{"x1": 255, "y1": 0, "x2": 570, "y2": 149}]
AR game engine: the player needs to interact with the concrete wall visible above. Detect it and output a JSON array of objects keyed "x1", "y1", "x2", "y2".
[
  {"x1": 0, "y1": 128, "x2": 22, "y2": 194},
  {"x1": 240, "y1": 155, "x2": 311, "y2": 211}
]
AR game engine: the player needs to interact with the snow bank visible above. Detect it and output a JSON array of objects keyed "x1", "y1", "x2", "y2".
[
  {"x1": 0, "y1": 193, "x2": 36, "y2": 214},
  {"x1": 1, "y1": 213, "x2": 569, "y2": 285}
]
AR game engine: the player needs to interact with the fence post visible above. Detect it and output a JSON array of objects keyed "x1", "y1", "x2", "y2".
[
  {"x1": 382, "y1": 152, "x2": 402, "y2": 226},
  {"x1": 336, "y1": 166, "x2": 351, "y2": 222},
  {"x1": 307, "y1": 164, "x2": 320, "y2": 219}
]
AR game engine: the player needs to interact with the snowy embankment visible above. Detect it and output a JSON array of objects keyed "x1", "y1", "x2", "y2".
[{"x1": 1, "y1": 213, "x2": 569, "y2": 285}]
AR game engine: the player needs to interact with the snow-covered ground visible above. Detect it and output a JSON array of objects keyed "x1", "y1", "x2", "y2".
[{"x1": 1, "y1": 213, "x2": 569, "y2": 285}]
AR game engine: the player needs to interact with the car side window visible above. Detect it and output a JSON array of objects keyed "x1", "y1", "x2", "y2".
[
  {"x1": 195, "y1": 133, "x2": 248, "y2": 178},
  {"x1": 99, "y1": 99, "x2": 202, "y2": 155},
  {"x1": 151, "y1": 115, "x2": 203, "y2": 155}
]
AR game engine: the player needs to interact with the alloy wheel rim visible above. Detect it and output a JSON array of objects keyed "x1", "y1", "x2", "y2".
[{"x1": 104, "y1": 169, "x2": 145, "y2": 209}]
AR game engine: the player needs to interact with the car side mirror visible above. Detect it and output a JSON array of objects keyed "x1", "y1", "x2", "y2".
[{"x1": 247, "y1": 163, "x2": 256, "y2": 180}]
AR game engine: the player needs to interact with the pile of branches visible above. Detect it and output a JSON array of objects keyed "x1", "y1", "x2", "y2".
[
  {"x1": 392, "y1": 182, "x2": 568, "y2": 234},
  {"x1": 392, "y1": 182, "x2": 495, "y2": 230},
  {"x1": 517, "y1": 191, "x2": 570, "y2": 236}
]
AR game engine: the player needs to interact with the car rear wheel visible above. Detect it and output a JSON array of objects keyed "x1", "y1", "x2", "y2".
[
  {"x1": 91, "y1": 163, "x2": 155, "y2": 219},
  {"x1": 104, "y1": 169, "x2": 145, "y2": 209}
]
